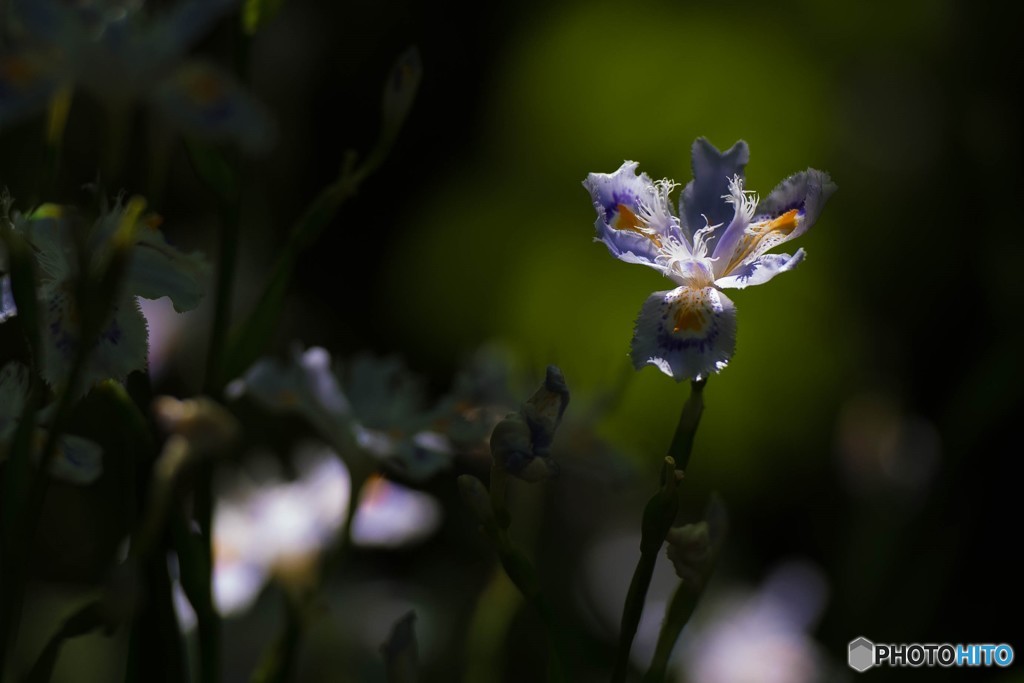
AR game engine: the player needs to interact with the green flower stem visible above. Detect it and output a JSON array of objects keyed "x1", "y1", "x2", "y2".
[
  {"x1": 123, "y1": 552, "x2": 188, "y2": 683},
  {"x1": 1, "y1": 322, "x2": 93, "y2": 671},
  {"x1": 221, "y1": 58, "x2": 419, "y2": 383},
  {"x1": 24, "y1": 601, "x2": 104, "y2": 683},
  {"x1": 203, "y1": 190, "x2": 242, "y2": 397},
  {"x1": 667, "y1": 379, "x2": 705, "y2": 471},
  {"x1": 641, "y1": 582, "x2": 702, "y2": 683},
  {"x1": 171, "y1": 508, "x2": 220, "y2": 683},
  {"x1": 463, "y1": 568, "x2": 522, "y2": 683},
  {"x1": 0, "y1": 224, "x2": 43, "y2": 671},
  {"x1": 219, "y1": 157, "x2": 363, "y2": 383},
  {"x1": 643, "y1": 493, "x2": 726, "y2": 683},
  {"x1": 194, "y1": 143, "x2": 244, "y2": 683},
  {"x1": 489, "y1": 462, "x2": 511, "y2": 530},
  {"x1": 466, "y1": 474, "x2": 567, "y2": 682},
  {"x1": 248, "y1": 599, "x2": 301, "y2": 683},
  {"x1": 611, "y1": 457, "x2": 681, "y2": 683},
  {"x1": 610, "y1": 380, "x2": 706, "y2": 683}
]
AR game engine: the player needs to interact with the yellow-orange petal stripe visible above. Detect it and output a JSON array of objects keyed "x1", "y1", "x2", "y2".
[{"x1": 612, "y1": 203, "x2": 662, "y2": 248}]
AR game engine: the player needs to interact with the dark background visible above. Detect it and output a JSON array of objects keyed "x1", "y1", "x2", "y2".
[{"x1": 2, "y1": 0, "x2": 1020, "y2": 680}]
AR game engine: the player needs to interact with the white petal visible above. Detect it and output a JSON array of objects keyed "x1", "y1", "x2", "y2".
[{"x1": 715, "y1": 250, "x2": 806, "y2": 290}]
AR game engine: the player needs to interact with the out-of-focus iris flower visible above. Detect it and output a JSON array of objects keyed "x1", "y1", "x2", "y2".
[
  {"x1": 0, "y1": 199, "x2": 209, "y2": 393},
  {"x1": 0, "y1": 0, "x2": 274, "y2": 152},
  {"x1": 209, "y1": 444, "x2": 441, "y2": 616},
  {"x1": 228, "y1": 346, "x2": 453, "y2": 482},
  {"x1": 584, "y1": 139, "x2": 835, "y2": 381},
  {"x1": 0, "y1": 361, "x2": 102, "y2": 483},
  {"x1": 679, "y1": 562, "x2": 828, "y2": 683}
]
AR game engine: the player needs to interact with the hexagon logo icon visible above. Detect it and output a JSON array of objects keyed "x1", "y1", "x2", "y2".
[{"x1": 849, "y1": 637, "x2": 875, "y2": 672}]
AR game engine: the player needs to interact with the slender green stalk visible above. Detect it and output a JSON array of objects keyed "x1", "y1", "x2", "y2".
[
  {"x1": 610, "y1": 380, "x2": 706, "y2": 683},
  {"x1": 643, "y1": 492, "x2": 726, "y2": 682},
  {"x1": 1, "y1": 331, "x2": 92, "y2": 671},
  {"x1": 123, "y1": 552, "x2": 187, "y2": 683},
  {"x1": 641, "y1": 583, "x2": 702, "y2": 683},
  {"x1": 193, "y1": 141, "x2": 243, "y2": 683},
  {"x1": 248, "y1": 600, "x2": 302, "y2": 683},
  {"x1": 463, "y1": 569, "x2": 522, "y2": 683},
  {"x1": 461, "y1": 472, "x2": 567, "y2": 681},
  {"x1": 203, "y1": 193, "x2": 242, "y2": 397},
  {"x1": 24, "y1": 602, "x2": 103, "y2": 683},
  {"x1": 667, "y1": 379, "x2": 705, "y2": 471}
]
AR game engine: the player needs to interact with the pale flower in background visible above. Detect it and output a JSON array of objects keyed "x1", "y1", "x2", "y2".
[
  {"x1": 203, "y1": 443, "x2": 441, "y2": 618},
  {"x1": 0, "y1": 198, "x2": 209, "y2": 394},
  {"x1": 0, "y1": 0, "x2": 275, "y2": 152},
  {"x1": 679, "y1": 561, "x2": 829, "y2": 683},
  {"x1": 228, "y1": 346, "x2": 453, "y2": 482}
]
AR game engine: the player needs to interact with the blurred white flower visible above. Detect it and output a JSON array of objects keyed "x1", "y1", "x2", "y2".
[
  {"x1": 352, "y1": 475, "x2": 441, "y2": 549},
  {"x1": 206, "y1": 443, "x2": 442, "y2": 618},
  {"x1": 679, "y1": 561, "x2": 828, "y2": 683}
]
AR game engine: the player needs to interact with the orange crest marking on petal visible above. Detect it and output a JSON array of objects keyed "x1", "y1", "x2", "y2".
[
  {"x1": 722, "y1": 209, "x2": 803, "y2": 275},
  {"x1": 768, "y1": 209, "x2": 800, "y2": 236},
  {"x1": 671, "y1": 290, "x2": 711, "y2": 334},
  {"x1": 612, "y1": 203, "x2": 662, "y2": 248},
  {"x1": 673, "y1": 306, "x2": 706, "y2": 333}
]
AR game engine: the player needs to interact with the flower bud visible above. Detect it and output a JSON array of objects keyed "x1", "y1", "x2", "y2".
[
  {"x1": 666, "y1": 494, "x2": 727, "y2": 588},
  {"x1": 489, "y1": 366, "x2": 568, "y2": 482},
  {"x1": 666, "y1": 521, "x2": 711, "y2": 587}
]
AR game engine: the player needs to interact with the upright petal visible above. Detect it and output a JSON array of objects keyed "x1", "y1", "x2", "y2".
[
  {"x1": 584, "y1": 161, "x2": 679, "y2": 274},
  {"x1": 631, "y1": 286, "x2": 737, "y2": 382},
  {"x1": 715, "y1": 249, "x2": 806, "y2": 289},
  {"x1": 151, "y1": 61, "x2": 276, "y2": 155},
  {"x1": 679, "y1": 138, "x2": 749, "y2": 243}
]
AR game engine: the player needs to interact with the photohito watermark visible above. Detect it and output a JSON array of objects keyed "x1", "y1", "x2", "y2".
[{"x1": 848, "y1": 637, "x2": 1014, "y2": 672}]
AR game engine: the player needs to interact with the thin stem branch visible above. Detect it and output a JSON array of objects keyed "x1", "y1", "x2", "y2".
[{"x1": 610, "y1": 379, "x2": 706, "y2": 683}]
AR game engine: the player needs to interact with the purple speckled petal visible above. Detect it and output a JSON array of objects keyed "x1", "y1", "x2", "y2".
[
  {"x1": 584, "y1": 161, "x2": 681, "y2": 276},
  {"x1": 753, "y1": 168, "x2": 836, "y2": 243},
  {"x1": 631, "y1": 286, "x2": 737, "y2": 382}
]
